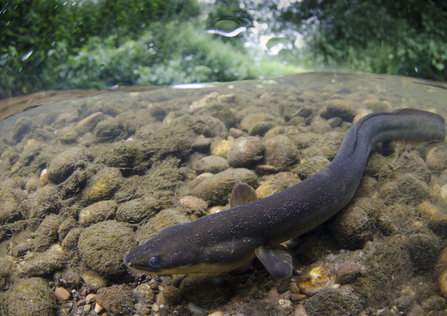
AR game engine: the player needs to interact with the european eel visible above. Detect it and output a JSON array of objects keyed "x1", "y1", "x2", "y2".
[{"x1": 123, "y1": 109, "x2": 446, "y2": 282}]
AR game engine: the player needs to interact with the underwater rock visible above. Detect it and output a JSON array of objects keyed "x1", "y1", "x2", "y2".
[
  {"x1": 190, "y1": 168, "x2": 258, "y2": 205},
  {"x1": 81, "y1": 167, "x2": 123, "y2": 204},
  {"x1": 330, "y1": 197, "x2": 379, "y2": 249},
  {"x1": 75, "y1": 111, "x2": 105, "y2": 134},
  {"x1": 397, "y1": 173, "x2": 430, "y2": 204},
  {"x1": 61, "y1": 227, "x2": 82, "y2": 254},
  {"x1": 229, "y1": 127, "x2": 244, "y2": 138},
  {"x1": 12, "y1": 116, "x2": 34, "y2": 142},
  {"x1": 96, "y1": 284, "x2": 135, "y2": 315},
  {"x1": 316, "y1": 131, "x2": 345, "y2": 160},
  {"x1": 54, "y1": 287, "x2": 71, "y2": 301},
  {"x1": 256, "y1": 172, "x2": 300, "y2": 199},
  {"x1": 78, "y1": 220, "x2": 136, "y2": 277},
  {"x1": 263, "y1": 135, "x2": 299, "y2": 169},
  {"x1": 33, "y1": 127, "x2": 54, "y2": 141},
  {"x1": 80, "y1": 270, "x2": 107, "y2": 291},
  {"x1": 147, "y1": 103, "x2": 167, "y2": 119},
  {"x1": 249, "y1": 121, "x2": 275, "y2": 136},
  {"x1": 79, "y1": 200, "x2": 117, "y2": 226},
  {"x1": 309, "y1": 116, "x2": 333, "y2": 134},
  {"x1": 304, "y1": 287, "x2": 362, "y2": 316},
  {"x1": 320, "y1": 100, "x2": 358, "y2": 122},
  {"x1": 5, "y1": 277, "x2": 56, "y2": 316},
  {"x1": 58, "y1": 217, "x2": 76, "y2": 241},
  {"x1": 19, "y1": 244, "x2": 66, "y2": 277},
  {"x1": 361, "y1": 98, "x2": 391, "y2": 112},
  {"x1": 0, "y1": 186, "x2": 23, "y2": 224},
  {"x1": 25, "y1": 177, "x2": 40, "y2": 193},
  {"x1": 20, "y1": 140, "x2": 44, "y2": 166},
  {"x1": 174, "y1": 115, "x2": 228, "y2": 138},
  {"x1": 179, "y1": 196, "x2": 208, "y2": 217},
  {"x1": 29, "y1": 185, "x2": 61, "y2": 218},
  {"x1": 132, "y1": 283, "x2": 155, "y2": 305},
  {"x1": 116, "y1": 196, "x2": 160, "y2": 224},
  {"x1": 33, "y1": 214, "x2": 63, "y2": 252},
  {"x1": 296, "y1": 156, "x2": 330, "y2": 180},
  {"x1": 56, "y1": 127, "x2": 78, "y2": 144},
  {"x1": 407, "y1": 230, "x2": 441, "y2": 272},
  {"x1": 227, "y1": 136, "x2": 264, "y2": 168},
  {"x1": 210, "y1": 139, "x2": 233, "y2": 158},
  {"x1": 135, "y1": 208, "x2": 191, "y2": 244},
  {"x1": 194, "y1": 155, "x2": 229, "y2": 174},
  {"x1": 96, "y1": 140, "x2": 144, "y2": 174},
  {"x1": 360, "y1": 237, "x2": 414, "y2": 307},
  {"x1": 240, "y1": 113, "x2": 275, "y2": 132},
  {"x1": 426, "y1": 146, "x2": 447, "y2": 172},
  {"x1": 94, "y1": 118, "x2": 125, "y2": 142},
  {"x1": 191, "y1": 137, "x2": 212, "y2": 153},
  {"x1": 353, "y1": 176, "x2": 378, "y2": 198},
  {"x1": 179, "y1": 274, "x2": 238, "y2": 309},
  {"x1": 47, "y1": 148, "x2": 87, "y2": 184}
]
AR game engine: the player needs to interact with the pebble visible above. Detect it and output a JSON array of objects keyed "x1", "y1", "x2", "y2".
[
  {"x1": 55, "y1": 287, "x2": 71, "y2": 301},
  {"x1": 289, "y1": 281, "x2": 300, "y2": 294},
  {"x1": 85, "y1": 293, "x2": 96, "y2": 304},
  {"x1": 291, "y1": 294, "x2": 307, "y2": 301},
  {"x1": 208, "y1": 312, "x2": 224, "y2": 316},
  {"x1": 229, "y1": 127, "x2": 243, "y2": 138},
  {"x1": 94, "y1": 303, "x2": 104, "y2": 313}
]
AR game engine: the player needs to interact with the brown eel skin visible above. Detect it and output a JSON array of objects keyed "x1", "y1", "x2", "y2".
[{"x1": 123, "y1": 109, "x2": 446, "y2": 282}]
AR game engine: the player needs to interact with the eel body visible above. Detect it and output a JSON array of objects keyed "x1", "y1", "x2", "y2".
[{"x1": 123, "y1": 109, "x2": 446, "y2": 281}]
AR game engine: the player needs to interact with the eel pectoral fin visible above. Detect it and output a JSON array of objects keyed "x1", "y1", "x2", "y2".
[
  {"x1": 255, "y1": 245, "x2": 293, "y2": 282},
  {"x1": 230, "y1": 183, "x2": 259, "y2": 208}
]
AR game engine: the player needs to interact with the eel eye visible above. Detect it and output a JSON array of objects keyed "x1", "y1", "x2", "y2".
[{"x1": 148, "y1": 257, "x2": 161, "y2": 268}]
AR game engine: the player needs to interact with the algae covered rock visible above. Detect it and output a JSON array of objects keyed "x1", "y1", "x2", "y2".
[
  {"x1": 47, "y1": 147, "x2": 87, "y2": 184},
  {"x1": 320, "y1": 99, "x2": 358, "y2": 122},
  {"x1": 330, "y1": 197, "x2": 379, "y2": 249},
  {"x1": 190, "y1": 168, "x2": 258, "y2": 205},
  {"x1": 179, "y1": 274, "x2": 238, "y2": 309},
  {"x1": 304, "y1": 287, "x2": 362, "y2": 316},
  {"x1": 81, "y1": 167, "x2": 122, "y2": 203},
  {"x1": 29, "y1": 185, "x2": 61, "y2": 218},
  {"x1": 96, "y1": 284, "x2": 135, "y2": 315},
  {"x1": 194, "y1": 155, "x2": 229, "y2": 174},
  {"x1": 263, "y1": 135, "x2": 299, "y2": 169},
  {"x1": 116, "y1": 195, "x2": 160, "y2": 223},
  {"x1": 79, "y1": 200, "x2": 117, "y2": 226},
  {"x1": 94, "y1": 118, "x2": 125, "y2": 142},
  {"x1": 135, "y1": 208, "x2": 191, "y2": 244},
  {"x1": 6, "y1": 277, "x2": 57, "y2": 316},
  {"x1": 0, "y1": 186, "x2": 23, "y2": 224},
  {"x1": 227, "y1": 136, "x2": 264, "y2": 168},
  {"x1": 296, "y1": 156, "x2": 330, "y2": 180},
  {"x1": 256, "y1": 172, "x2": 300, "y2": 199},
  {"x1": 78, "y1": 220, "x2": 136, "y2": 277}
]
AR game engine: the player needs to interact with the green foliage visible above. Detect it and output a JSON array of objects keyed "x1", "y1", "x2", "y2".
[
  {"x1": 50, "y1": 22, "x2": 264, "y2": 89},
  {"x1": 0, "y1": 0, "x2": 201, "y2": 98},
  {"x1": 277, "y1": 0, "x2": 447, "y2": 81}
]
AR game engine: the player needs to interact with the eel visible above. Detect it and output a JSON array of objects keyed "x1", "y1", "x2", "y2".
[{"x1": 123, "y1": 109, "x2": 446, "y2": 282}]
